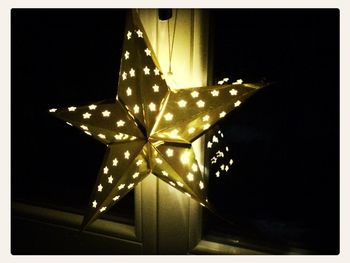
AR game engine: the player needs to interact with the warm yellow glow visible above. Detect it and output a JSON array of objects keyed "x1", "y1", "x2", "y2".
[
  {"x1": 162, "y1": 171, "x2": 168, "y2": 177},
  {"x1": 98, "y1": 184, "x2": 103, "y2": 192},
  {"x1": 112, "y1": 158, "x2": 118, "y2": 166},
  {"x1": 92, "y1": 200, "x2": 97, "y2": 208},
  {"x1": 169, "y1": 181, "x2": 176, "y2": 187},
  {"x1": 185, "y1": 193, "x2": 191, "y2": 197},
  {"x1": 100, "y1": 207, "x2": 106, "y2": 212},
  {"x1": 66, "y1": 122, "x2": 73, "y2": 126},
  {"x1": 132, "y1": 172, "x2": 139, "y2": 179},
  {"x1": 49, "y1": 108, "x2": 57, "y2": 112},
  {"x1": 124, "y1": 150, "x2": 130, "y2": 159},
  {"x1": 128, "y1": 183, "x2": 134, "y2": 189},
  {"x1": 80, "y1": 125, "x2": 88, "y2": 130},
  {"x1": 164, "y1": 112, "x2": 173, "y2": 121},
  {"x1": 68, "y1": 106, "x2": 76, "y2": 111},
  {"x1": 216, "y1": 171, "x2": 220, "y2": 177},
  {"x1": 113, "y1": 195, "x2": 120, "y2": 201},
  {"x1": 118, "y1": 184, "x2": 125, "y2": 190},
  {"x1": 166, "y1": 148, "x2": 174, "y2": 157},
  {"x1": 177, "y1": 100, "x2": 187, "y2": 108},
  {"x1": 84, "y1": 131, "x2": 92, "y2": 136},
  {"x1": 103, "y1": 166, "x2": 109, "y2": 174},
  {"x1": 212, "y1": 136, "x2": 219, "y2": 143},
  {"x1": 136, "y1": 160, "x2": 143, "y2": 166},
  {"x1": 229, "y1": 159, "x2": 234, "y2": 165}
]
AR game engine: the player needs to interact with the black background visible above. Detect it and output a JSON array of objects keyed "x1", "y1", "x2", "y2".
[{"x1": 11, "y1": 9, "x2": 339, "y2": 254}]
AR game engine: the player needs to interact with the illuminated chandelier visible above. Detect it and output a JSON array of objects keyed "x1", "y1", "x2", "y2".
[{"x1": 50, "y1": 10, "x2": 264, "y2": 229}]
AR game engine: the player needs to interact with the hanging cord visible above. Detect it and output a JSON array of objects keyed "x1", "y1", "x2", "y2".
[{"x1": 167, "y1": 10, "x2": 178, "y2": 75}]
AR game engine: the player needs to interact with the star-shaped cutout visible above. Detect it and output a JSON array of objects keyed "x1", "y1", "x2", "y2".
[
  {"x1": 127, "y1": 31, "x2": 132, "y2": 40},
  {"x1": 124, "y1": 50, "x2": 130, "y2": 60},
  {"x1": 82, "y1": 112, "x2": 91, "y2": 119},
  {"x1": 144, "y1": 48, "x2": 151, "y2": 56},
  {"x1": 102, "y1": 110, "x2": 111, "y2": 117},
  {"x1": 154, "y1": 68, "x2": 160, "y2": 75},
  {"x1": 50, "y1": 11, "x2": 264, "y2": 229},
  {"x1": 129, "y1": 68, "x2": 135, "y2": 77},
  {"x1": 136, "y1": 29, "x2": 143, "y2": 38},
  {"x1": 143, "y1": 66, "x2": 150, "y2": 75}
]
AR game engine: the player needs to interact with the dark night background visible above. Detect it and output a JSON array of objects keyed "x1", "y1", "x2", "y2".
[{"x1": 11, "y1": 9, "x2": 339, "y2": 254}]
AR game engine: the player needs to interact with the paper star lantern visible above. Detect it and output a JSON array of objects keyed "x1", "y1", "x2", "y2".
[{"x1": 50, "y1": 11, "x2": 264, "y2": 229}]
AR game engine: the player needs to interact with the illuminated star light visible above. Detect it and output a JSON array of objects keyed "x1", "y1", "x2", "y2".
[
  {"x1": 152, "y1": 84, "x2": 159, "y2": 92},
  {"x1": 83, "y1": 112, "x2": 91, "y2": 119},
  {"x1": 68, "y1": 106, "x2": 76, "y2": 111},
  {"x1": 102, "y1": 110, "x2": 111, "y2": 117},
  {"x1": 89, "y1": 104, "x2": 97, "y2": 110},
  {"x1": 136, "y1": 29, "x2": 143, "y2": 38},
  {"x1": 143, "y1": 66, "x2": 150, "y2": 75},
  {"x1": 129, "y1": 68, "x2": 135, "y2": 77},
  {"x1": 127, "y1": 31, "x2": 132, "y2": 39},
  {"x1": 124, "y1": 51, "x2": 130, "y2": 60},
  {"x1": 144, "y1": 48, "x2": 151, "y2": 56},
  {"x1": 154, "y1": 68, "x2": 160, "y2": 75}
]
